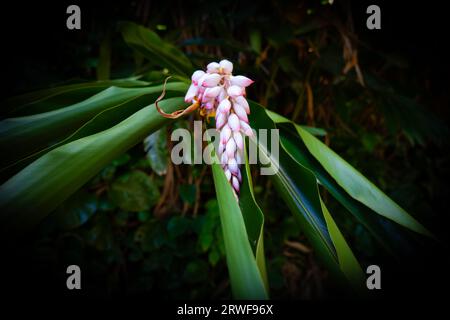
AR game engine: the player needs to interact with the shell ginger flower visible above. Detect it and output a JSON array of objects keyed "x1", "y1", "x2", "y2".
[{"x1": 185, "y1": 59, "x2": 254, "y2": 194}]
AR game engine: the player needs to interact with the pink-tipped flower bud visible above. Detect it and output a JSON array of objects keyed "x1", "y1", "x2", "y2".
[
  {"x1": 231, "y1": 176, "x2": 240, "y2": 193},
  {"x1": 184, "y1": 84, "x2": 198, "y2": 103},
  {"x1": 218, "y1": 98, "x2": 231, "y2": 114},
  {"x1": 224, "y1": 169, "x2": 232, "y2": 181},
  {"x1": 216, "y1": 112, "x2": 227, "y2": 129},
  {"x1": 226, "y1": 138, "x2": 237, "y2": 158},
  {"x1": 233, "y1": 102, "x2": 248, "y2": 122},
  {"x1": 207, "y1": 62, "x2": 220, "y2": 74},
  {"x1": 219, "y1": 59, "x2": 233, "y2": 74},
  {"x1": 230, "y1": 75, "x2": 254, "y2": 87},
  {"x1": 233, "y1": 132, "x2": 244, "y2": 151},
  {"x1": 227, "y1": 113, "x2": 241, "y2": 132},
  {"x1": 200, "y1": 73, "x2": 222, "y2": 87},
  {"x1": 228, "y1": 158, "x2": 239, "y2": 175},
  {"x1": 235, "y1": 96, "x2": 250, "y2": 114},
  {"x1": 220, "y1": 125, "x2": 232, "y2": 144},
  {"x1": 227, "y1": 85, "x2": 243, "y2": 97},
  {"x1": 191, "y1": 70, "x2": 205, "y2": 84}
]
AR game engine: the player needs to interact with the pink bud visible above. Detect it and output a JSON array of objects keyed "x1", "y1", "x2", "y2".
[
  {"x1": 227, "y1": 85, "x2": 243, "y2": 97},
  {"x1": 218, "y1": 87, "x2": 227, "y2": 101},
  {"x1": 216, "y1": 112, "x2": 226, "y2": 129},
  {"x1": 227, "y1": 114, "x2": 241, "y2": 132},
  {"x1": 230, "y1": 75, "x2": 254, "y2": 87},
  {"x1": 224, "y1": 169, "x2": 232, "y2": 181},
  {"x1": 201, "y1": 73, "x2": 222, "y2": 87},
  {"x1": 233, "y1": 102, "x2": 248, "y2": 122},
  {"x1": 218, "y1": 98, "x2": 231, "y2": 114},
  {"x1": 236, "y1": 150, "x2": 243, "y2": 164},
  {"x1": 226, "y1": 138, "x2": 237, "y2": 158},
  {"x1": 204, "y1": 86, "x2": 221, "y2": 98},
  {"x1": 232, "y1": 176, "x2": 240, "y2": 193},
  {"x1": 217, "y1": 142, "x2": 225, "y2": 155},
  {"x1": 219, "y1": 59, "x2": 233, "y2": 74},
  {"x1": 184, "y1": 84, "x2": 198, "y2": 103},
  {"x1": 191, "y1": 70, "x2": 205, "y2": 84},
  {"x1": 220, "y1": 125, "x2": 232, "y2": 144},
  {"x1": 207, "y1": 62, "x2": 220, "y2": 73},
  {"x1": 235, "y1": 96, "x2": 250, "y2": 114},
  {"x1": 228, "y1": 158, "x2": 239, "y2": 174},
  {"x1": 221, "y1": 153, "x2": 228, "y2": 166},
  {"x1": 240, "y1": 121, "x2": 254, "y2": 136},
  {"x1": 237, "y1": 170, "x2": 242, "y2": 182},
  {"x1": 233, "y1": 132, "x2": 244, "y2": 150}
]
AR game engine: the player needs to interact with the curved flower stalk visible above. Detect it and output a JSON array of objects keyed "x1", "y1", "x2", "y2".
[{"x1": 185, "y1": 60, "x2": 254, "y2": 195}]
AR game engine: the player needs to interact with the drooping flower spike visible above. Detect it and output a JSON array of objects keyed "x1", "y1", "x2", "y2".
[{"x1": 155, "y1": 59, "x2": 254, "y2": 195}]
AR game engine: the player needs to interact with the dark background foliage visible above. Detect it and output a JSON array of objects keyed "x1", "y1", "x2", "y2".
[{"x1": 1, "y1": 0, "x2": 449, "y2": 301}]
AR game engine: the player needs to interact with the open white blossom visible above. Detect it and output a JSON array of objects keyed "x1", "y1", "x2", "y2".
[{"x1": 185, "y1": 59, "x2": 254, "y2": 194}]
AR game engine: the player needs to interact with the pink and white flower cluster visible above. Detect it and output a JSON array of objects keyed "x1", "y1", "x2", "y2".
[{"x1": 184, "y1": 59, "x2": 254, "y2": 194}]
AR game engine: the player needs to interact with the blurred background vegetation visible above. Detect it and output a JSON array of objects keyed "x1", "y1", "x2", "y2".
[{"x1": 1, "y1": 0, "x2": 449, "y2": 299}]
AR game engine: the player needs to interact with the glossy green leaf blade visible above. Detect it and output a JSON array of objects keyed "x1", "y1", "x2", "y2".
[
  {"x1": 0, "y1": 97, "x2": 186, "y2": 235},
  {"x1": 0, "y1": 82, "x2": 187, "y2": 169},
  {"x1": 119, "y1": 21, "x2": 193, "y2": 77},
  {"x1": 1, "y1": 84, "x2": 187, "y2": 181},
  {"x1": 296, "y1": 125, "x2": 433, "y2": 238},
  {"x1": 239, "y1": 138, "x2": 268, "y2": 291},
  {"x1": 266, "y1": 109, "x2": 433, "y2": 238},
  {"x1": 275, "y1": 122, "x2": 415, "y2": 257},
  {"x1": 247, "y1": 102, "x2": 342, "y2": 278},
  {"x1": 3, "y1": 78, "x2": 150, "y2": 116},
  {"x1": 321, "y1": 199, "x2": 365, "y2": 292},
  {"x1": 206, "y1": 133, "x2": 267, "y2": 299}
]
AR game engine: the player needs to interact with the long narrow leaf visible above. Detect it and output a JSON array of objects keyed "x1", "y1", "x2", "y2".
[
  {"x1": 0, "y1": 97, "x2": 186, "y2": 235},
  {"x1": 207, "y1": 140, "x2": 268, "y2": 299},
  {"x1": 0, "y1": 83, "x2": 187, "y2": 168},
  {"x1": 266, "y1": 109, "x2": 433, "y2": 238}
]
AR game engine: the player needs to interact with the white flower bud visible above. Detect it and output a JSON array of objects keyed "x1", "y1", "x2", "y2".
[
  {"x1": 218, "y1": 98, "x2": 231, "y2": 114},
  {"x1": 207, "y1": 62, "x2": 220, "y2": 73},
  {"x1": 200, "y1": 73, "x2": 222, "y2": 87},
  {"x1": 227, "y1": 85, "x2": 243, "y2": 97},
  {"x1": 226, "y1": 138, "x2": 237, "y2": 158},
  {"x1": 184, "y1": 84, "x2": 198, "y2": 103},
  {"x1": 233, "y1": 102, "x2": 248, "y2": 122},
  {"x1": 233, "y1": 131, "x2": 244, "y2": 150},
  {"x1": 219, "y1": 59, "x2": 233, "y2": 74},
  {"x1": 227, "y1": 114, "x2": 240, "y2": 132},
  {"x1": 224, "y1": 169, "x2": 232, "y2": 181},
  {"x1": 191, "y1": 70, "x2": 205, "y2": 84},
  {"x1": 232, "y1": 176, "x2": 240, "y2": 192},
  {"x1": 230, "y1": 75, "x2": 254, "y2": 87},
  {"x1": 216, "y1": 112, "x2": 226, "y2": 129},
  {"x1": 235, "y1": 96, "x2": 250, "y2": 114}
]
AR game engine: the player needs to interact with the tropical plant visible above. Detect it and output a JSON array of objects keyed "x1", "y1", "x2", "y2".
[{"x1": 0, "y1": 21, "x2": 435, "y2": 299}]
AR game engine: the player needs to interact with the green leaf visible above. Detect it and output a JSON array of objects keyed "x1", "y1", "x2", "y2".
[
  {"x1": 266, "y1": 108, "x2": 433, "y2": 238},
  {"x1": 0, "y1": 82, "x2": 188, "y2": 170},
  {"x1": 119, "y1": 21, "x2": 193, "y2": 77},
  {"x1": 0, "y1": 97, "x2": 187, "y2": 235},
  {"x1": 3, "y1": 78, "x2": 150, "y2": 116},
  {"x1": 249, "y1": 101, "x2": 364, "y2": 291},
  {"x1": 321, "y1": 199, "x2": 365, "y2": 293},
  {"x1": 239, "y1": 138, "x2": 269, "y2": 291},
  {"x1": 275, "y1": 122, "x2": 415, "y2": 257},
  {"x1": 52, "y1": 189, "x2": 97, "y2": 230},
  {"x1": 167, "y1": 216, "x2": 191, "y2": 238},
  {"x1": 179, "y1": 184, "x2": 196, "y2": 205},
  {"x1": 144, "y1": 128, "x2": 168, "y2": 175},
  {"x1": 296, "y1": 125, "x2": 433, "y2": 238},
  {"x1": 206, "y1": 132, "x2": 267, "y2": 299},
  {"x1": 108, "y1": 170, "x2": 160, "y2": 212}
]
